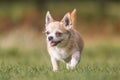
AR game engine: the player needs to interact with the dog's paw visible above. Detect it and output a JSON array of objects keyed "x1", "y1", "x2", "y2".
[
  {"x1": 66, "y1": 63, "x2": 76, "y2": 70},
  {"x1": 53, "y1": 68, "x2": 58, "y2": 72}
]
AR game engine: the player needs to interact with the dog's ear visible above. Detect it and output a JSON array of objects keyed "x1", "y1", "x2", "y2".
[
  {"x1": 71, "y1": 9, "x2": 76, "y2": 28},
  {"x1": 61, "y1": 12, "x2": 72, "y2": 30},
  {"x1": 46, "y1": 11, "x2": 54, "y2": 26}
]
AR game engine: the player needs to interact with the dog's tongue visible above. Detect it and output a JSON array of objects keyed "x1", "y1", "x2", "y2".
[{"x1": 51, "y1": 41, "x2": 57, "y2": 46}]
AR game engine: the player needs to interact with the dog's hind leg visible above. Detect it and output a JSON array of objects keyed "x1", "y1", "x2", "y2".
[{"x1": 66, "y1": 51, "x2": 81, "y2": 70}]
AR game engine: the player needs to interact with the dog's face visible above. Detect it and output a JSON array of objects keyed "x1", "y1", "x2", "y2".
[{"x1": 45, "y1": 11, "x2": 74, "y2": 47}]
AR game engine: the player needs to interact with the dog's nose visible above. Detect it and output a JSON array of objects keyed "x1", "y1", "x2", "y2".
[{"x1": 48, "y1": 36, "x2": 53, "y2": 41}]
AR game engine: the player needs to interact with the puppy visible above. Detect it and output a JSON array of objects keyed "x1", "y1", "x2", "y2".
[{"x1": 45, "y1": 9, "x2": 84, "y2": 71}]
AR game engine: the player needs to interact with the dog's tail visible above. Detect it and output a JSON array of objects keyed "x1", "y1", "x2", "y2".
[{"x1": 71, "y1": 9, "x2": 76, "y2": 28}]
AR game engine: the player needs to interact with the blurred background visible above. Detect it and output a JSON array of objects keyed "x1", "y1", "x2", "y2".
[
  {"x1": 0, "y1": 0, "x2": 120, "y2": 46},
  {"x1": 0, "y1": 0, "x2": 120, "y2": 80},
  {"x1": 0, "y1": 0, "x2": 120, "y2": 58},
  {"x1": 0, "y1": 0, "x2": 120, "y2": 49}
]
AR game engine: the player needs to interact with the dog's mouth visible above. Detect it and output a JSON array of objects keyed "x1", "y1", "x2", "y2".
[{"x1": 50, "y1": 40, "x2": 63, "y2": 46}]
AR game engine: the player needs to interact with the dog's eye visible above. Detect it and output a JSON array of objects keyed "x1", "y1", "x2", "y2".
[
  {"x1": 46, "y1": 31, "x2": 50, "y2": 35},
  {"x1": 56, "y1": 32, "x2": 62, "y2": 37}
]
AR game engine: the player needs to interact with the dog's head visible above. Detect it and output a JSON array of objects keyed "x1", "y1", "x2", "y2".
[{"x1": 45, "y1": 9, "x2": 76, "y2": 47}]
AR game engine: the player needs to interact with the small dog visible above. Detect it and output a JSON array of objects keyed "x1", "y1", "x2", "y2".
[{"x1": 45, "y1": 9, "x2": 84, "y2": 71}]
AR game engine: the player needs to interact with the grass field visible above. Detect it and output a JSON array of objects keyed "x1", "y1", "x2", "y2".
[{"x1": 0, "y1": 34, "x2": 120, "y2": 80}]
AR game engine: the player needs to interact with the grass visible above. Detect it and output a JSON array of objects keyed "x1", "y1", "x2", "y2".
[{"x1": 0, "y1": 37, "x2": 120, "y2": 80}]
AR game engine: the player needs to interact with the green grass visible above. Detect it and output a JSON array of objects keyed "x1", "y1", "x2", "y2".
[{"x1": 0, "y1": 41, "x2": 120, "y2": 80}]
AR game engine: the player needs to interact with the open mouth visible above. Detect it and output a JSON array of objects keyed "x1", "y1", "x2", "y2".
[{"x1": 50, "y1": 40, "x2": 63, "y2": 46}]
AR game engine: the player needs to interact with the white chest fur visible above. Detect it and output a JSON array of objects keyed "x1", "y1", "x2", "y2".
[{"x1": 49, "y1": 47, "x2": 71, "y2": 61}]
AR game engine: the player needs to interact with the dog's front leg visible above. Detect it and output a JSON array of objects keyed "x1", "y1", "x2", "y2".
[
  {"x1": 67, "y1": 51, "x2": 81, "y2": 69},
  {"x1": 51, "y1": 57, "x2": 58, "y2": 71}
]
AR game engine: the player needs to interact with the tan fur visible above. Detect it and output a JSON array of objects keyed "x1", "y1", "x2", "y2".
[
  {"x1": 45, "y1": 9, "x2": 84, "y2": 71},
  {"x1": 71, "y1": 9, "x2": 76, "y2": 28},
  {"x1": 66, "y1": 29, "x2": 84, "y2": 53}
]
